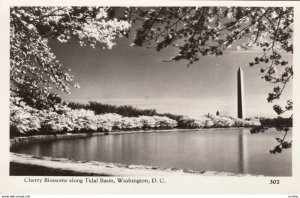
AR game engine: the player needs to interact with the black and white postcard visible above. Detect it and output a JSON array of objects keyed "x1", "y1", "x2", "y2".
[{"x1": 0, "y1": 0, "x2": 299, "y2": 195}]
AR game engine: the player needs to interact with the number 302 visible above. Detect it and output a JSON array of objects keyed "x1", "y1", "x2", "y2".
[{"x1": 269, "y1": 179, "x2": 280, "y2": 184}]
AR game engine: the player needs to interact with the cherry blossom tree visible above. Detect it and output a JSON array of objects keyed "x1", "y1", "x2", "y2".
[
  {"x1": 10, "y1": 7, "x2": 293, "y2": 152},
  {"x1": 11, "y1": 7, "x2": 293, "y2": 114},
  {"x1": 127, "y1": 7, "x2": 293, "y2": 105},
  {"x1": 124, "y1": 7, "x2": 293, "y2": 153},
  {"x1": 10, "y1": 6, "x2": 130, "y2": 109}
]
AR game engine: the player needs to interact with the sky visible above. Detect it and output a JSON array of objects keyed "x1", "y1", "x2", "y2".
[{"x1": 50, "y1": 33, "x2": 293, "y2": 118}]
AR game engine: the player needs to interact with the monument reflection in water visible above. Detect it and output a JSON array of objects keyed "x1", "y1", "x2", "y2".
[
  {"x1": 238, "y1": 131, "x2": 248, "y2": 173},
  {"x1": 11, "y1": 129, "x2": 292, "y2": 176},
  {"x1": 11, "y1": 66, "x2": 292, "y2": 176}
]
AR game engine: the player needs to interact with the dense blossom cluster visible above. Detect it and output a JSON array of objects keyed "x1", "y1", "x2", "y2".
[
  {"x1": 178, "y1": 116, "x2": 261, "y2": 129},
  {"x1": 10, "y1": 96, "x2": 178, "y2": 134},
  {"x1": 10, "y1": 96, "x2": 261, "y2": 135},
  {"x1": 10, "y1": 97, "x2": 41, "y2": 133}
]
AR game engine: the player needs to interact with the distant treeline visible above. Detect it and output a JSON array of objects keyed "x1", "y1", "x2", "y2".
[
  {"x1": 259, "y1": 117, "x2": 293, "y2": 127},
  {"x1": 68, "y1": 101, "x2": 183, "y2": 120},
  {"x1": 68, "y1": 102, "x2": 293, "y2": 127}
]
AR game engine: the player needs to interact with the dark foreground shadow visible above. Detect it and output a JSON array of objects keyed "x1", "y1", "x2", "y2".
[{"x1": 10, "y1": 162, "x2": 109, "y2": 176}]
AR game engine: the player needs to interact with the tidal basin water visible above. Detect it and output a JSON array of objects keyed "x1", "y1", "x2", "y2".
[{"x1": 11, "y1": 128, "x2": 292, "y2": 176}]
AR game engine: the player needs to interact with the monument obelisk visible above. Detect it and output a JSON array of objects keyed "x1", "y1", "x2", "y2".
[{"x1": 237, "y1": 67, "x2": 244, "y2": 119}]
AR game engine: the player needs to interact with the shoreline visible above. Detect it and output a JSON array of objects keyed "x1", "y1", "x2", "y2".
[
  {"x1": 9, "y1": 128, "x2": 263, "y2": 177},
  {"x1": 10, "y1": 152, "x2": 261, "y2": 177},
  {"x1": 10, "y1": 127, "x2": 248, "y2": 148}
]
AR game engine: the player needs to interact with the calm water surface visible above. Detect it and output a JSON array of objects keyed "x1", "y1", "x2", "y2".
[{"x1": 11, "y1": 128, "x2": 292, "y2": 176}]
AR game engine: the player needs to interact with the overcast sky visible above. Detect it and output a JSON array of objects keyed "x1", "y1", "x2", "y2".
[{"x1": 50, "y1": 34, "x2": 292, "y2": 118}]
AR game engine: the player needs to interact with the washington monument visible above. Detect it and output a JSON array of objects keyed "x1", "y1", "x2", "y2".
[{"x1": 237, "y1": 67, "x2": 245, "y2": 119}]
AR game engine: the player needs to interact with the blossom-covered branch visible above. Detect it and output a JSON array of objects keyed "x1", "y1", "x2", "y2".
[{"x1": 10, "y1": 7, "x2": 131, "y2": 109}]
